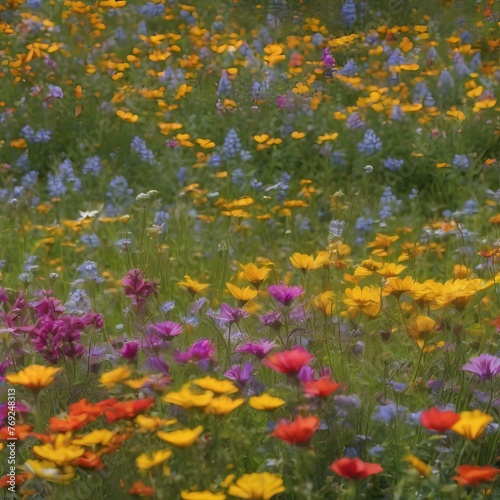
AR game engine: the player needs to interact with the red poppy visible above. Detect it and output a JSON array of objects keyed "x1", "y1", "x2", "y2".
[
  {"x1": 420, "y1": 407, "x2": 460, "y2": 432},
  {"x1": 0, "y1": 424, "x2": 32, "y2": 441},
  {"x1": 0, "y1": 473, "x2": 34, "y2": 488},
  {"x1": 303, "y1": 378, "x2": 342, "y2": 398},
  {"x1": 329, "y1": 457, "x2": 383, "y2": 480},
  {"x1": 272, "y1": 415, "x2": 320, "y2": 445},
  {"x1": 264, "y1": 347, "x2": 313, "y2": 374},
  {"x1": 453, "y1": 465, "x2": 500, "y2": 486},
  {"x1": 99, "y1": 398, "x2": 155, "y2": 424},
  {"x1": 49, "y1": 413, "x2": 89, "y2": 432},
  {"x1": 73, "y1": 451, "x2": 104, "y2": 470},
  {"x1": 129, "y1": 480, "x2": 155, "y2": 497}
]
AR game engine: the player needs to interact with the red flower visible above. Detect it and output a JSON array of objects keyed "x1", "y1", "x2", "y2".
[
  {"x1": 0, "y1": 473, "x2": 33, "y2": 488},
  {"x1": 420, "y1": 407, "x2": 460, "y2": 432},
  {"x1": 73, "y1": 451, "x2": 104, "y2": 470},
  {"x1": 98, "y1": 398, "x2": 155, "y2": 424},
  {"x1": 453, "y1": 465, "x2": 500, "y2": 486},
  {"x1": 303, "y1": 378, "x2": 342, "y2": 398},
  {"x1": 272, "y1": 415, "x2": 320, "y2": 445},
  {"x1": 329, "y1": 457, "x2": 383, "y2": 480},
  {"x1": 264, "y1": 347, "x2": 313, "y2": 374}
]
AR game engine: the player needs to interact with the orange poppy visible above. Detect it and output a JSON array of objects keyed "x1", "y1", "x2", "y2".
[
  {"x1": 272, "y1": 415, "x2": 320, "y2": 445},
  {"x1": 302, "y1": 378, "x2": 342, "y2": 398},
  {"x1": 129, "y1": 480, "x2": 155, "y2": 497},
  {"x1": 453, "y1": 465, "x2": 500, "y2": 486}
]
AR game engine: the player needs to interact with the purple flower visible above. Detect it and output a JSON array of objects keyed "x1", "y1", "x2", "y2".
[
  {"x1": 236, "y1": 340, "x2": 275, "y2": 358},
  {"x1": 225, "y1": 362, "x2": 255, "y2": 386},
  {"x1": 462, "y1": 354, "x2": 500, "y2": 380},
  {"x1": 150, "y1": 321, "x2": 183, "y2": 340},
  {"x1": 121, "y1": 341, "x2": 140, "y2": 361},
  {"x1": 322, "y1": 48, "x2": 335, "y2": 68},
  {"x1": 217, "y1": 303, "x2": 249, "y2": 325},
  {"x1": 268, "y1": 283, "x2": 304, "y2": 306},
  {"x1": 144, "y1": 354, "x2": 170, "y2": 374},
  {"x1": 260, "y1": 311, "x2": 283, "y2": 329}
]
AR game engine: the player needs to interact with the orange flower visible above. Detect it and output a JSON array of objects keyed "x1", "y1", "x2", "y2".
[
  {"x1": 49, "y1": 414, "x2": 89, "y2": 433},
  {"x1": 0, "y1": 424, "x2": 32, "y2": 441},
  {"x1": 272, "y1": 415, "x2": 320, "y2": 445},
  {"x1": 302, "y1": 378, "x2": 342, "y2": 398},
  {"x1": 453, "y1": 465, "x2": 500, "y2": 486},
  {"x1": 129, "y1": 481, "x2": 154, "y2": 497}
]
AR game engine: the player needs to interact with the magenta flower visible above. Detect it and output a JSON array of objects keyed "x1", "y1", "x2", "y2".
[
  {"x1": 268, "y1": 283, "x2": 304, "y2": 306},
  {"x1": 462, "y1": 354, "x2": 500, "y2": 380},
  {"x1": 121, "y1": 341, "x2": 140, "y2": 361},
  {"x1": 150, "y1": 321, "x2": 183, "y2": 340},
  {"x1": 122, "y1": 269, "x2": 155, "y2": 310},
  {"x1": 174, "y1": 339, "x2": 215, "y2": 364},
  {"x1": 236, "y1": 340, "x2": 275, "y2": 358}
]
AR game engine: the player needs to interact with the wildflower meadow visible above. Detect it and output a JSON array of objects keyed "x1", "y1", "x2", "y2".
[{"x1": 1, "y1": 0, "x2": 500, "y2": 498}]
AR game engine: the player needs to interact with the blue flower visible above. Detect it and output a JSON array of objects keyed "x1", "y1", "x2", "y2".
[
  {"x1": 82, "y1": 156, "x2": 102, "y2": 176},
  {"x1": 452, "y1": 154, "x2": 469, "y2": 169},
  {"x1": 341, "y1": 0, "x2": 356, "y2": 27},
  {"x1": 383, "y1": 157, "x2": 404, "y2": 171},
  {"x1": 357, "y1": 129, "x2": 382, "y2": 155}
]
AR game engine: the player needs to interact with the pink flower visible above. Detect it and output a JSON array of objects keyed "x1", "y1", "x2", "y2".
[
  {"x1": 268, "y1": 283, "x2": 304, "y2": 306},
  {"x1": 122, "y1": 269, "x2": 155, "y2": 310}
]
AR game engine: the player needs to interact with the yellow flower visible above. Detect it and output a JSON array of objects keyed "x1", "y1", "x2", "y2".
[
  {"x1": 343, "y1": 286, "x2": 381, "y2": 319},
  {"x1": 405, "y1": 455, "x2": 431, "y2": 476},
  {"x1": 452, "y1": 264, "x2": 471, "y2": 279},
  {"x1": 72, "y1": 429, "x2": 116, "y2": 447},
  {"x1": 178, "y1": 275, "x2": 210, "y2": 295},
  {"x1": 204, "y1": 396, "x2": 244, "y2": 415},
  {"x1": 99, "y1": 365, "x2": 131, "y2": 389},
  {"x1": 228, "y1": 472, "x2": 285, "y2": 499},
  {"x1": 163, "y1": 384, "x2": 214, "y2": 409},
  {"x1": 248, "y1": 394, "x2": 285, "y2": 411},
  {"x1": 289, "y1": 252, "x2": 329, "y2": 272},
  {"x1": 451, "y1": 410, "x2": 493, "y2": 440},
  {"x1": 157, "y1": 426, "x2": 204, "y2": 447},
  {"x1": 24, "y1": 460, "x2": 75, "y2": 484},
  {"x1": 240, "y1": 263, "x2": 270, "y2": 288},
  {"x1": 407, "y1": 316, "x2": 436, "y2": 344},
  {"x1": 135, "y1": 449, "x2": 172, "y2": 470},
  {"x1": 367, "y1": 233, "x2": 400, "y2": 257},
  {"x1": 382, "y1": 276, "x2": 419, "y2": 298},
  {"x1": 135, "y1": 415, "x2": 177, "y2": 433},
  {"x1": 181, "y1": 491, "x2": 226, "y2": 500},
  {"x1": 312, "y1": 291, "x2": 336, "y2": 316},
  {"x1": 33, "y1": 441, "x2": 85, "y2": 467},
  {"x1": 193, "y1": 376, "x2": 238, "y2": 394},
  {"x1": 6, "y1": 365, "x2": 61, "y2": 391},
  {"x1": 376, "y1": 263, "x2": 406, "y2": 277},
  {"x1": 116, "y1": 110, "x2": 138, "y2": 123},
  {"x1": 226, "y1": 282, "x2": 258, "y2": 305}
]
